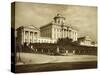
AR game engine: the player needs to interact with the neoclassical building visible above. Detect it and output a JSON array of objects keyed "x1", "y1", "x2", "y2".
[
  {"x1": 40, "y1": 14, "x2": 77, "y2": 41},
  {"x1": 16, "y1": 14, "x2": 78, "y2": 45},
  {"x1": 78, "y1": 36, "x2": 97, "y2": 47}
]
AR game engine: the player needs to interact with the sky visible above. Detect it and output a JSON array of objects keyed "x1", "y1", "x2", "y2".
[{"x1": 15, "y1": 2, "x2": 97, "y2": 41}]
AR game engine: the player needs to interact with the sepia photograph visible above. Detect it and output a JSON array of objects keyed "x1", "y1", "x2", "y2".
[{"x1": 11, "y1": 2, "x2": 97, "y2": 73}]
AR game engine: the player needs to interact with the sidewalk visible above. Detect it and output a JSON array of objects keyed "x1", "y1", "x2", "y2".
[{"x1": 16, "y1": 52, "x2": 97, "y2": 65}]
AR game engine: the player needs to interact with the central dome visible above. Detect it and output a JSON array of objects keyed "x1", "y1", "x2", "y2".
[{"x1": 53, "y1": 13, "x2": 66, "y2": 25}]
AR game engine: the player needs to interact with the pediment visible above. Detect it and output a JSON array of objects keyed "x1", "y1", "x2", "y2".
[{"x1": 24, "y1": 25, "x2": 40, "y2": 30}]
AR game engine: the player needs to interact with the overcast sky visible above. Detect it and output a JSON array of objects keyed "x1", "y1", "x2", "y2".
[{"x1": 15, "y1": 2, "x2": 97, "y2": 41}]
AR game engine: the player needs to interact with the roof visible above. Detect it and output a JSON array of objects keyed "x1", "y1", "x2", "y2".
[
  {"x1": 78, "y1": 36, "x2": 91, "y2": 41},
  {"x1": 24, "y1": 25, "x2": 40, "y2": 30},
  {"x1": 16, "y1": 25, "x2": 40, "y2": 31},
  {"x1": 53, "y1": 13, "x2": 66, "y2": 20}
]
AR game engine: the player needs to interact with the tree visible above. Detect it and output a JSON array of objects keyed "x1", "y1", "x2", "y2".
[{"x1": 57, "y1": 37, "x2": 73, "y2": 45}]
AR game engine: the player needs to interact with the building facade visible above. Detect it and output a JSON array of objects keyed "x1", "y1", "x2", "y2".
[
  {"x1": 16, "y1": 14, "x2": 78, "y2": 45},
  {"x1": 40, "y1": 14, "x2": 78, "y2": 41},
  {"x1": 78, "y1": 36, "x2": 97, "y2": 46}
]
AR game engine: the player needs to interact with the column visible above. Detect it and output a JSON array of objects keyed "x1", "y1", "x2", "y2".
[
  {"x1": 55, "y1": 28, "x2": 57, "y2": 39},
  {"x1": 59, "y1": 29, "x2": 61, "y2": 38},
  {"x1": 33, "y1": 32, "x2": 35, "y2": 43},
  {"x1": 30, "y1": 32, "x2": 33, "y2": 43},
  {"x1": 32, "y1": 32, "x2": 34, "y2": 43},
  {"x1": 67, "y1": 30, "x2": 69, "y2": 38},
  {"x1": 74, "y1": 32, "x2": 75, "y2": 41},
  {"x1": 64, "y1": 29, "x2": 65, "y2": 38},
  {"x1": 28, "y1": 31, "x2": 30, "y2": 43},
  {"x1": 70, "y1": 30, "x2": 72, "y2": 39},
  {"x1": 52, "y1": 27, "x2": 54, "y2": 39},
  {"x1": 70, "y1": 31, "x2": 72, "y2": 39},
  {"x1": 75, "y1": 32, "x2": 76, "y2": 41},
  {"x1": 21, "y1": 30, "x2": 24, "y2": 45},
  {"x1": 69, "y1": 30, "x2": 71, "y2": 39},
  {"x1": 62, "y1": 29, "x2": 64, "y2": 38},
  {"x1": 75, "y1": 32, "x2": 77, "y2": 41},
  {"x1": 73, "y1": 32, "x2": 74, "y2": 41},
  {"x1": 23, "y1": 30, "x2": 25, "y2": 43},
  {"x1": 72, "y1": 31, "x2": 74, "y2": 41},
  {"x1": 66, "y1": 30, "x2": 67, "y2": 38},
  {"x1": 74, "y1": 32, "x2": 76, "y2": 40}
]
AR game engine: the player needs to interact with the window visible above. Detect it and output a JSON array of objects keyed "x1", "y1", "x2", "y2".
[
  {"x1": 30, "y1": 32, "x2": 33, "y2": 35},
  {"x1": 34, "y1": 32, "x2": 38, "y2": 37},
  {"x1": 34, "y1": 32, "x2": 37, "y2": 35}
]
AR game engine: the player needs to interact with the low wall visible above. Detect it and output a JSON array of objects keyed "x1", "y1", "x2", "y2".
[{"x1": 16, "y1": 43, "x2": 97, "y2": 55}]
